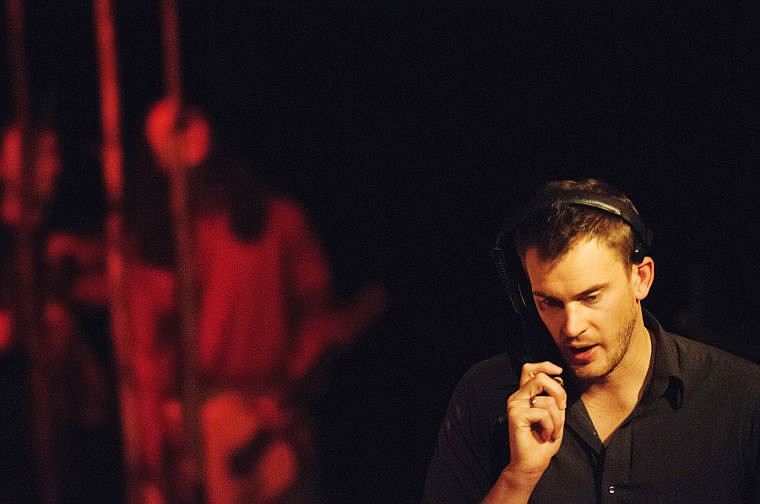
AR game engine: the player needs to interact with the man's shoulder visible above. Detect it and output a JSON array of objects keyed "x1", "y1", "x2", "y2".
[
  {"x1": 266, "y1": 194, "x2": 314, "y2": 229},
  {"x1": 457, "y1": 353, "x2": 520, "y2": 397},
  {"x1": 668, "y1": 331, "x2": 760, "y2": 373},
  {"x1": 266, "y1": 193, "x2": 300, "y2": 216},
  {"x1": 666, "y1": 331, "x2": 760, "y2": 397}
]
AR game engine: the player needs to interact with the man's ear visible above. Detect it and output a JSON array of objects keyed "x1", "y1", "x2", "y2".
[{"x1": 632, "y1": 256, "x2": 655, "y2": 301}]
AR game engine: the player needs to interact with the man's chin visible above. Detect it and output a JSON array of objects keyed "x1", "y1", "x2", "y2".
[{"x1": 566, "y1": 360, "x2": 607, "y2": 382}]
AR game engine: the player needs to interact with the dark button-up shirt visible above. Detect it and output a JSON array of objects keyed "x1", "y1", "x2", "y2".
[{"x1": 422, "y1": 312, "x2": 760, "y2": 503}]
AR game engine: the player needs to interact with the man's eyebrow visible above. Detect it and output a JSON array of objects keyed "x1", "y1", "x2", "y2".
[
  {"x1": 574, "y1": 283, "x2": 608, "y2": 299},
  {"x1": 532, "y1": 283, "x2": 609, "y2": 300}
]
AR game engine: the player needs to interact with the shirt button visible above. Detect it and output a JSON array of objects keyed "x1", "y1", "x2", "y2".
[{"x1": 608, "y1": 484, "x2": 616, "y2": 495}]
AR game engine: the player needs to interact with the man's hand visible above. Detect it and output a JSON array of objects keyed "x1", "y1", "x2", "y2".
[
  {"x1": 506, "y1": 361, "x2": 567, "y2": 476},
  {"x1": 482, "y1": 362, "x2": 567, "y2": 503}
]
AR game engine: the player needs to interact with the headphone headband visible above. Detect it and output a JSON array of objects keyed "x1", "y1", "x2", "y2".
[{"x1": 496, "y1": 190, "x2": 653, "y2": 252}]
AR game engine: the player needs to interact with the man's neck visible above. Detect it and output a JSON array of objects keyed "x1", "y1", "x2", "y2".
[{"x1": 580, "y1": 321, "x2": 654, "y2": 443}]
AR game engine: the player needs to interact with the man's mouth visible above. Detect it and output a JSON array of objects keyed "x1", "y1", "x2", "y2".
[{"x1": 565, "y1": 344, "x2": 598, "y2": 362}]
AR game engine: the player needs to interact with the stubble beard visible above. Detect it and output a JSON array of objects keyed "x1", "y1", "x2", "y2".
[{"x1": 575, "y1": 303, "x2": 638, "y2": 383}]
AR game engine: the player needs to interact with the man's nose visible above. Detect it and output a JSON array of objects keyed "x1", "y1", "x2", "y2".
[{"x1": 561, "y1": 303, "x2": 586, "y2": 338}]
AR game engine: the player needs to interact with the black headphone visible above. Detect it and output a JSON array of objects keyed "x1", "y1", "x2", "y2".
[{"x1": 491, "y1": 190, "x2": 654, "y2": 317}]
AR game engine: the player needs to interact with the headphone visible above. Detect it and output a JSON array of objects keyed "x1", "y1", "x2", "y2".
[{"x1": 491, "y1": 190, "x2": 654, "y2": 317}]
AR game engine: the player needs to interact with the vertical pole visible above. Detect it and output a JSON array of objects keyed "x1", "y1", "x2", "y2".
[
  {"x1": 4, "y1": 2, "x2": 59, "y2": 503},
  {"x1": 91, "y1": 1, "x2": 139, "y2": 503},
  {"x1": 159, "y1": 1, "x2": 204, "y2": 501}
]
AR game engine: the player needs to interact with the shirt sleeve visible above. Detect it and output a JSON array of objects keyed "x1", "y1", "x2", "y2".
[
  {"x1": 422, "y1": 362, "x2": 512, "y2": 504},
  {"x1": 283, "y1": 203, "x2": 332, "y2": 315}
]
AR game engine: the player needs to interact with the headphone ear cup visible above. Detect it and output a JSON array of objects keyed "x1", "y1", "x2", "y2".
[
  {"x1": 493, "y1": 243, "x2": 559, "y2": 365},
  {"x1": 513, "y1": 269, "x2": 534, "y2": 315},
  {"x1": 491, "y1": 245, "x2": 532, "y2": 315}
]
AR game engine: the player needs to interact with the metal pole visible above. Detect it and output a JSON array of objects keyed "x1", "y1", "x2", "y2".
[
  {"x1": 160, "y1": 1, "x2": 204, "y2": 501},
  {"x1": 91, "y1": 1, "x2": 140, "y2": 503},
  {"x1": 5, "y1": 1, "x2": 59, "y2": 503}
]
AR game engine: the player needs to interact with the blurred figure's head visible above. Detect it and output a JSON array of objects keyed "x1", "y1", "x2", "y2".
[{"x1": 144, "y1": 96, "x2": 211, "y2": 171}]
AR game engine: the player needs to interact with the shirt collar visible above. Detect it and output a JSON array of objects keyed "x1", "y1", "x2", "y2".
[{"x1": 642, "y1": 309, "x2": 684, "y2": 409}]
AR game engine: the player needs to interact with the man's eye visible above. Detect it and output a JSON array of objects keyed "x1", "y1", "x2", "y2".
[
  {"x1": 582, "y1": 295, "x2": 598, "y2": 304},
  {"x1": 538, "y1": 298, "x2": 562, "y2": 309}
]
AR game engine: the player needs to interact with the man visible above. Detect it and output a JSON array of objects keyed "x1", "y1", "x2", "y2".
[{"x1": 422, "y1": 179, "x2": 760, "y2": 503}]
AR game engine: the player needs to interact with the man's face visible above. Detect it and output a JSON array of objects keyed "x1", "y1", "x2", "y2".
[{"x1": 524, "y1": 237, "x2": 649, "y2": 382}]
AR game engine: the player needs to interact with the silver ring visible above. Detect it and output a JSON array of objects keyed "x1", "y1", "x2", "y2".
[{"x1": 529, "y1": 395, "x2": 537, "y2": 408}]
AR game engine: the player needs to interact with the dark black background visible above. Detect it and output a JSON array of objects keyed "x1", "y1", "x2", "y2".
[{"x1": 3, "y1": 2, "x2": 760, "y2": 502}]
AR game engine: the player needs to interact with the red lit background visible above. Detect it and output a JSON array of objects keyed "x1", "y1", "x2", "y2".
[{"x1": 2, "y1": 2, "x2": 760, "y2": 503}]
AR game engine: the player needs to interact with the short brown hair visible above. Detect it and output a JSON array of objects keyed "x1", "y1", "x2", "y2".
[{"x1": 514, "y1": 179, "x2": 643, "y2": 267}]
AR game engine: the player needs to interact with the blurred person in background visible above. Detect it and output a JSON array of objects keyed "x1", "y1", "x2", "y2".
[
  {"x1": 126, "y1": 97, "x2": 386, "y2": 504},
  {"x1": 1, "y1": 121, "x2": 116, "y2": 503}
]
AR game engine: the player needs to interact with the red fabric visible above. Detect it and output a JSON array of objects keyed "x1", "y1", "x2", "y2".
[{"x1": 195, "y1": 196, "x2": 332, "y2": 389}]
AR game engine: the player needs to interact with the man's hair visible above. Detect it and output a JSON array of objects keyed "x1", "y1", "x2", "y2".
[{"x1": 514, "y1": 179, "x2": 642, "y2": 267}]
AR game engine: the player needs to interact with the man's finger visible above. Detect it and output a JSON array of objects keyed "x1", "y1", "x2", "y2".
[
  {"x1": 520, "y1": 361, "x2": 563, "y2": 386},
  {"x1": 523, "y1": 372, "x2": 567, "y2": 410},
  {"x1": 526, "y1": 395, "x2": 565, "y2": 440}
]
